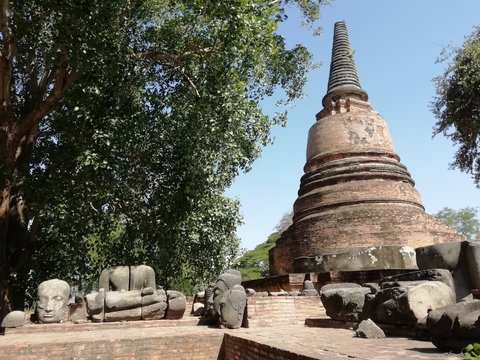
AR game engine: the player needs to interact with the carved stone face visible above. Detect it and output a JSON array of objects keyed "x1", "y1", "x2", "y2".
[
  {"x1": 212, "y1": 279, "x2": 229, "y2": 317},
  {"x1": 37, "y1": 279, "x2": 70, "y2": 323},
  {"x1": 219, "y1": 285, "x2": 247, "y2": 329}
]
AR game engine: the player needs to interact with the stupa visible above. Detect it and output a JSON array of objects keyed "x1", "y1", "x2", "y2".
[{"x1": 269, "y1": 20, "x2": 463, "y2": 276}]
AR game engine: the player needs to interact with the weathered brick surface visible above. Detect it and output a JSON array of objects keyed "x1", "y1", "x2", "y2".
[
  {"x1": 244, "y1": 296, "x2": 324, "y2": 327},
  {"x1": 0, "y1": 324, "x2": 224, "y2": 360}
]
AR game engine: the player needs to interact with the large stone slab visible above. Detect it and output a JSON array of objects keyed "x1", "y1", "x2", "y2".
[{"x1": 293, "y1": 246, "x2": 417, "y2": 273}]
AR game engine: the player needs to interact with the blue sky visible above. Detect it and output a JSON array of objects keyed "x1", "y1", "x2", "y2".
[{"x1": 227, "y1": 0, "x2": 480, "y2": 250}]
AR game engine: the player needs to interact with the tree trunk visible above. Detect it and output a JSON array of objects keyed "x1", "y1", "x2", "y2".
[{"x1": 0, "y1": 185, "x2": 12, "y2": 322}]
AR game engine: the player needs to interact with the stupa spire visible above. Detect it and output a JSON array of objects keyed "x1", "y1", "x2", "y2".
[{"x1": 322, "y1": 20, "x2": 368, "y2": 107}]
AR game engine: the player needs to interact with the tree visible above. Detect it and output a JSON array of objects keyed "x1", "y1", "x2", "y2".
[
  {"x1": 434, "y1": 207, "x2": 480, "y2": 241},
  {"x1": 236, "y1": 211, "x2": 292, "y2": 280},
  {"x1": 0, "y1": 1, "x2": 328, "y2": 318},
  {"x1": 431, "y1": 27, "x2": 480, "y2": 187}
]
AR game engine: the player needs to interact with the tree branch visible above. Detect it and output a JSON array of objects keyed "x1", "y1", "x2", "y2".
[{"x1": 138, "y1": 46, "x2": 215, "y2": 65}]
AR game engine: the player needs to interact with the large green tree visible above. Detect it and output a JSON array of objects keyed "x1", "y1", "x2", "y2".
[
  {"x1": 236, "y1": 211, "x2": 292, "y2": 280},
  {"x1": 434, "y1": 207, "x2": 480, "y2": 241},
  {"x1": 432, "y1": 27, "x2": 480, "y2": 186},
  {"x1": 0, "y1": 0, "x2": 328, "y2": 317}
]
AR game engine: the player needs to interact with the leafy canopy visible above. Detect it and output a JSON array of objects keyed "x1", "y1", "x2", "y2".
[
  {"x1": 434, "y1": 207, "x2": 480, "y2": 241},
  {"x1": 432, "y1": 27, "x2": 480, "y2": 187}
]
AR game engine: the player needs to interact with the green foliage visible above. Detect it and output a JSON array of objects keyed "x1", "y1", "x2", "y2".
[
  {"x1": 434, "y1": 207, "x2": 480, "y2": 241},
  {"x1": 2, "y1": 1, "x2": 328, "y2": 307},
  {"x1": 463, "y1": 343, "x2": 480, "y2": 359},
  {"x1": 236, "y1": 212, "x2": 292, "y2": 280},
  {"x1": 432, "y1": 27, "x2": 480, "y2": 187}
]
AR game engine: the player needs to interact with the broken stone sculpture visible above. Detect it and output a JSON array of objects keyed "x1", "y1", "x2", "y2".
[
  {"x1": 354, "y1": 318, "x2": 385, "y2": 339},
  {"x1": 206, "y1": 269, "x2": 246, "y2": 329},
  {"x1": 99, "y1": 265, "x2": 156, "y2": 291},
  {"x1": 416, "y1": 241, "x2": 479, "y2": 301},
  {"x1": 427, "y1": 299, "x2": 480, "y2": 353},
  {"x1": 165, "y1": 290, "x2": 186, "y2": 319},
  {"x1": 368, "y1": 280, "x2": 455, "y2": 325},
  {"x1": 321, "y1": 269, "x2": 456, "y2": 326},
  {"x1": 320, "y1": 283, "x2": 371, "y2": 321},
  {"x1": 1, "y1": 310, "x2": 26, "y2": 328},
  {"x1": 301, "y1": 280, "x2": 319, "y2": 296},
  {"x1": 86, "y1": 265, "x2": 179, "y2": 322},
  {"x1": 219, "y1": 284, "x2": 247, "y2": 329},
  {"x1": 36, "y1": 279, "x2": 70, "y2": 323}
]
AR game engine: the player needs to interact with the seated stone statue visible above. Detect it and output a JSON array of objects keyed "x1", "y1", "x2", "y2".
[
  {"x1": 86, "y1": 265, "x2": 174, "y2": 322},
  {"x1": 206, "y1": 269, "x2": 246, "y2": 329},
  {"x1": 36, "y1": 279, "x2": 70, "y2": 323}
]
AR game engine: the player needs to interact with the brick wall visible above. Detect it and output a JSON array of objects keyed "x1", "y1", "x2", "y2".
[
  {"x1": 244, "y1": 296, "x2": 324, "y2": 327},
  {"x1": 221, "y1": 334, "x2": 317, "y2": 360},
  {"x1": 0, "y1": 328, "x2": 225, "y2": 360}
]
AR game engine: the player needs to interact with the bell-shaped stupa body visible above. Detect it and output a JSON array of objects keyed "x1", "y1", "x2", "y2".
[{"x1": 269, "y1": 21, "x2": 463, "y2": 275}]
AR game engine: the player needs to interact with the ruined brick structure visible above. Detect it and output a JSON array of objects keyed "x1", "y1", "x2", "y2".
[{"x1": 269, "y1": 21, "x2": 463, "y2": 275}]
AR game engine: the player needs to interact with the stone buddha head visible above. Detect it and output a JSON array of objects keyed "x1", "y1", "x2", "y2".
[
  {"x1": 211, "y1": 270, "x2": 242, "y2": 317},
  {"x1": 36, "y1": 279, "x2": 70, "y2": 323}
]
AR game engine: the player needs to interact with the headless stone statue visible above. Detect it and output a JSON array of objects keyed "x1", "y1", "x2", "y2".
[
  {"x1": 36, "y1": 279, "x2": 70, "y2": 323},
  {"x1": 99, "y1": 265, "x2": 156, "y2": 291},
  {"x1": 86, "y1": 265, "x2": 171, "y2": 322}
]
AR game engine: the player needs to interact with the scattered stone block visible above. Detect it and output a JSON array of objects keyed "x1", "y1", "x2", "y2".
[
  {"x1": 321, "y1": 287, "x2": 371, "y2": 321},
  {"x1": 372, "y1": 281, "x2": 455, "y2": 325},
  {"x1": 1, "y1": 311, "x2": 25, "y2": 328},
  {"x1": 354, "y1": 318, "x2": 385, "y2": 339},
  {"x1": 165, "y1": 290, "x2": 186, "y2": 319},
  {"x1": 427, "y1": 299, "x2": 480, "y2": 353},
  {"x1": 301, "y1": 280, "x2": 319, "y2": 296}
]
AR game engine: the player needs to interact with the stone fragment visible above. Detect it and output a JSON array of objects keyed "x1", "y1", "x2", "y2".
[
  {"x1": 363, "y1": 283, "x2": 380, "y2": 294},
  {"x1": 320, "y1": 283, "x2": 361, "y2": 292},
  {"x1": 416, "y1": 242, "x2": 462, "y2": 271},
  {"x1": 1, "y1": 311, "x2": 25, "y2": 328},
  {"x1": 416, "y1": 242, "x2": 472, "y2": 301},
  {"x1": 373, "y1": 281, "x2": 455, "y2": 325},
  {"x1": 380, "y1": 269, "x2": 455, "y2": 293},
  {"x1": 301, "y1": 280, "x2": 319, "y2": 296},
  {"x1": 467, "y1": 242, "x2": 480, "y2": 289},
  {"x1": 354, "y1": 318, "x2": 385, "y2": 339},
  {"x1": 165, "y1": 290, "x2": 186, "y2": 319},
  {"x1": 245, "y1": 288, "x2": 256, "y2": 297},
  {"x1": 192, "y1": 302, "x2": 204, "y2": 316},
  {"x1": 219, "y1": 285, "x2": 247, "y2": 329},
  {"x1": 427, "y1": 300, "x2": 480, "y2": 353},
  {"x1": 85, "y1": 289, "x2": 105, "y2": 322},
  {"x1": 320, "y1": 287, "x2": 371, "y2": 321}
]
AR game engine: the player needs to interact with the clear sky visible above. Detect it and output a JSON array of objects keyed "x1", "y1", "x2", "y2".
[{"x1": 226, "y1": 0, "x2": 480, "y2": 251}]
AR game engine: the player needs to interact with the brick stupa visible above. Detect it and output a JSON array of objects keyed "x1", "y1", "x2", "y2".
[{"x1": 269, "y1": 21, "x2": 463, "y2": 276}]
